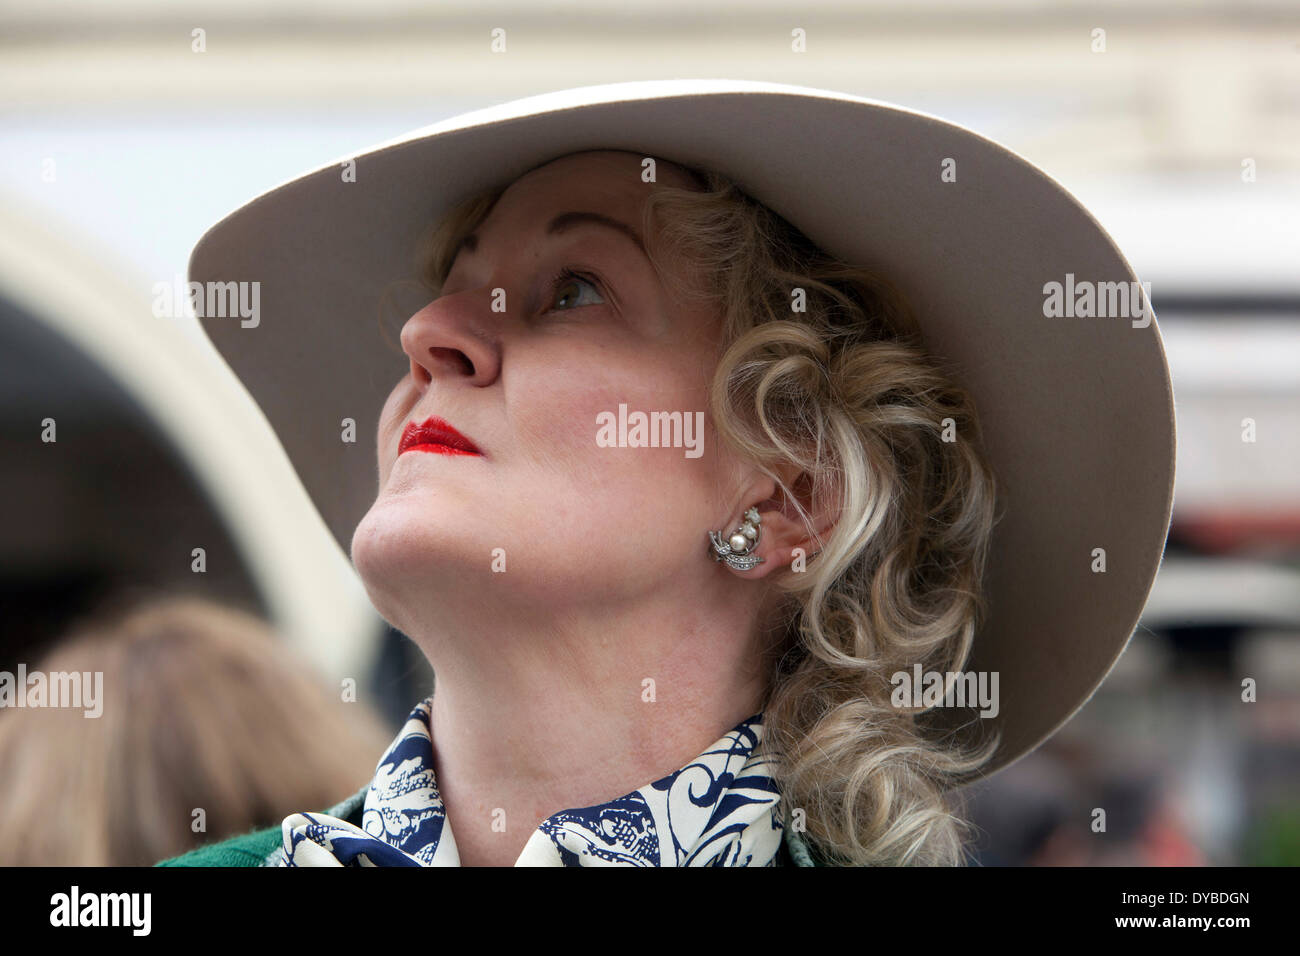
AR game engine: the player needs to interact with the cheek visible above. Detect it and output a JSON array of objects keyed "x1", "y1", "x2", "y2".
[
  {"x1": 525, "y1": 381, "x2": 618, "y2": 456},
  {"x1": 374, "y1": 387, "x2": 406, "y2": 483},
  {"x1": 511, "y1": 356, "x2": 691, "y2": 466},
  {"x1": 511, "y1": 358, "x2": 721, "y2": 511}
]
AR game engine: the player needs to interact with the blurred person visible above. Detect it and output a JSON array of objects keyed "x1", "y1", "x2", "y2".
[
  {"x1": 964, "y1": 751, "x2": 1090, "y2": 866},
  {"x1": 974, "y1": 764, "x2": 1209, "y2": 866},
  {"x1": 1090, "y1": 779, "x2": 1207, "y2": 867},
  {"x1": 0, "y1": 593, "x2": 393, "y2": 866},
  {"x1": 160, "y1": 81, "x2": 1175, "y2": 867}
]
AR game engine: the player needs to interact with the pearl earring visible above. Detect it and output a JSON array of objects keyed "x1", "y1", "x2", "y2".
[{"x1": 708, "y1": 506, "x2": 765, "y2": 571}]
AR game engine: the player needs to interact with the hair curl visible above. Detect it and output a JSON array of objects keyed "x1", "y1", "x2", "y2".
[{"x1": 413, "y1": 153, "x2": 1003, "y2": 866}]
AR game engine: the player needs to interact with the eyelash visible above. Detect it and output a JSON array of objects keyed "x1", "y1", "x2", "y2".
[{"x1": 544, "y1": 267, "x2": 607, "y2": 313}]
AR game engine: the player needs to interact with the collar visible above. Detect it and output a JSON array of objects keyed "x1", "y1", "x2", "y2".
[{"x1": 278, "y1": 697, "x2": 784, "y2": 866}]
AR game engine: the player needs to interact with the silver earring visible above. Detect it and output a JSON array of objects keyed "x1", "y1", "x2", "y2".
[{"x1": 708, "y1": 506, "x2": 765, "y2": 571}]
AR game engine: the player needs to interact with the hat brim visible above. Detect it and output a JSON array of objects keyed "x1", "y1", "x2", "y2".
[{"x1": 190, "y1": 79, "x2": 1176, "y2": 782}]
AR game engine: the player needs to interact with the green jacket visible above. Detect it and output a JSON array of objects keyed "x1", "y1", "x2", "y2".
[{"x1": 156, "y1": 785, "x2": 825, "y2": 866}]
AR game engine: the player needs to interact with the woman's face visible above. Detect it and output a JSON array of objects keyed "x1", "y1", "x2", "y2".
[{"x1": 352, "y1": 150, "x2": 746, "y2": 634}]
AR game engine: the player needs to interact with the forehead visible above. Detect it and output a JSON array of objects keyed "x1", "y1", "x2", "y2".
[{"x1": 479, "y1": 149, "x2": 699, "y2": 228}]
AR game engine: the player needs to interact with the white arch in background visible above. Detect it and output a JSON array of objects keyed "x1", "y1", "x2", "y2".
[{"x1": 0, "y1": 195, "x2": 383, "y2": 688}]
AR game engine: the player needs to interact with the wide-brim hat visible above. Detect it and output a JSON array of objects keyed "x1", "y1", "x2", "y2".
[{"x1": 189, "y1": 79, "x2": 1176, "y2": 783}]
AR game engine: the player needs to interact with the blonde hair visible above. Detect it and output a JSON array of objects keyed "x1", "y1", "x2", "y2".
[
  {"x1": 414, "y1": 153, "x2": 1003, "y2": 866},
  {"x1": 0, "y1": 594, "x2": 394, "y2": 866}
]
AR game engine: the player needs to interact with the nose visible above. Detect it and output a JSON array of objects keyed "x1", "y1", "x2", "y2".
[{"x1": 399, "y1": 292, "x2": 500, "y2": 393}]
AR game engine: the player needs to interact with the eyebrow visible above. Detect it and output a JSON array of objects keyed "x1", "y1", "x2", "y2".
[{"x1": 457, "y1": 210, "x2": 647, "y2": 261}]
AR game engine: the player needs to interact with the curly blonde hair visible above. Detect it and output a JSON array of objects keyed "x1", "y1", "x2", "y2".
[{"x1": 412, "y1": 152, "x2": 1004, "y2": 866}]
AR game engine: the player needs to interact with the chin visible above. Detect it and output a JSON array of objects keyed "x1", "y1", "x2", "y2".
[{"x1": 350, "y1": 500, "x2": 450, "y2": 624}]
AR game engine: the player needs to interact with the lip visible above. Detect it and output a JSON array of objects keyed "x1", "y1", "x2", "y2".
[{"x1": 398, "y1": 416, "x2": 483, "y2": 457}]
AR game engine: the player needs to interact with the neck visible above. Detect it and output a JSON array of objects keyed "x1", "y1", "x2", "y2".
[{"x1": 410, "y1": 593, "x2": 768, "y2": 867}]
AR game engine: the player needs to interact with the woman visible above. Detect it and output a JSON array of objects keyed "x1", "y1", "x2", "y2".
[{"x1": 159, "y1": 80, "x2": 1175, "y2": 867}]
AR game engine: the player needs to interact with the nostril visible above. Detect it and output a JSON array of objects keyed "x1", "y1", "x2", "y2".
[{"x1": 428, "y1": 346, "x2": 474, "y2": 377}]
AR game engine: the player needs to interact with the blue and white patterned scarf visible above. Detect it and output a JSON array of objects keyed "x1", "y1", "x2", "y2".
[{"x1": 277, "y1": 697, "x2": 784, "y2": 866}]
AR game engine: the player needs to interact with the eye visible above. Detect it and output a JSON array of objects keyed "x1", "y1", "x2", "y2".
[{"x1": 545, "y1": 268, "x2": 606, "y2": 313}]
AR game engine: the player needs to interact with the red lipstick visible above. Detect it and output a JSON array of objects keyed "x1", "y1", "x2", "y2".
[{"x1": 399, "y1": 416, "x2": 482, "y2": 457}]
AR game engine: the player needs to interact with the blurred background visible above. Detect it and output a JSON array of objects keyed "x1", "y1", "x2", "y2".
[{"x1": 0, "y1": 0, "x2": 1296, "y2": 864}]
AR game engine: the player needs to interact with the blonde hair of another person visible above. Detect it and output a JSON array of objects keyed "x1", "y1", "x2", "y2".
[{"x1": 0, "y1": 594, "x2": 395, "y2": 866}]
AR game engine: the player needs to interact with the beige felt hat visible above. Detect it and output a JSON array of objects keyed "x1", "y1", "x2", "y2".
[{"x1": 189, "y1": 79, "x2": 1176, "y2": 782}]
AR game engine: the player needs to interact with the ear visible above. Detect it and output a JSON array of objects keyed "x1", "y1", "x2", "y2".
[{"x1": 722, "y1": 469, "x2": 837, "y2": 579}]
